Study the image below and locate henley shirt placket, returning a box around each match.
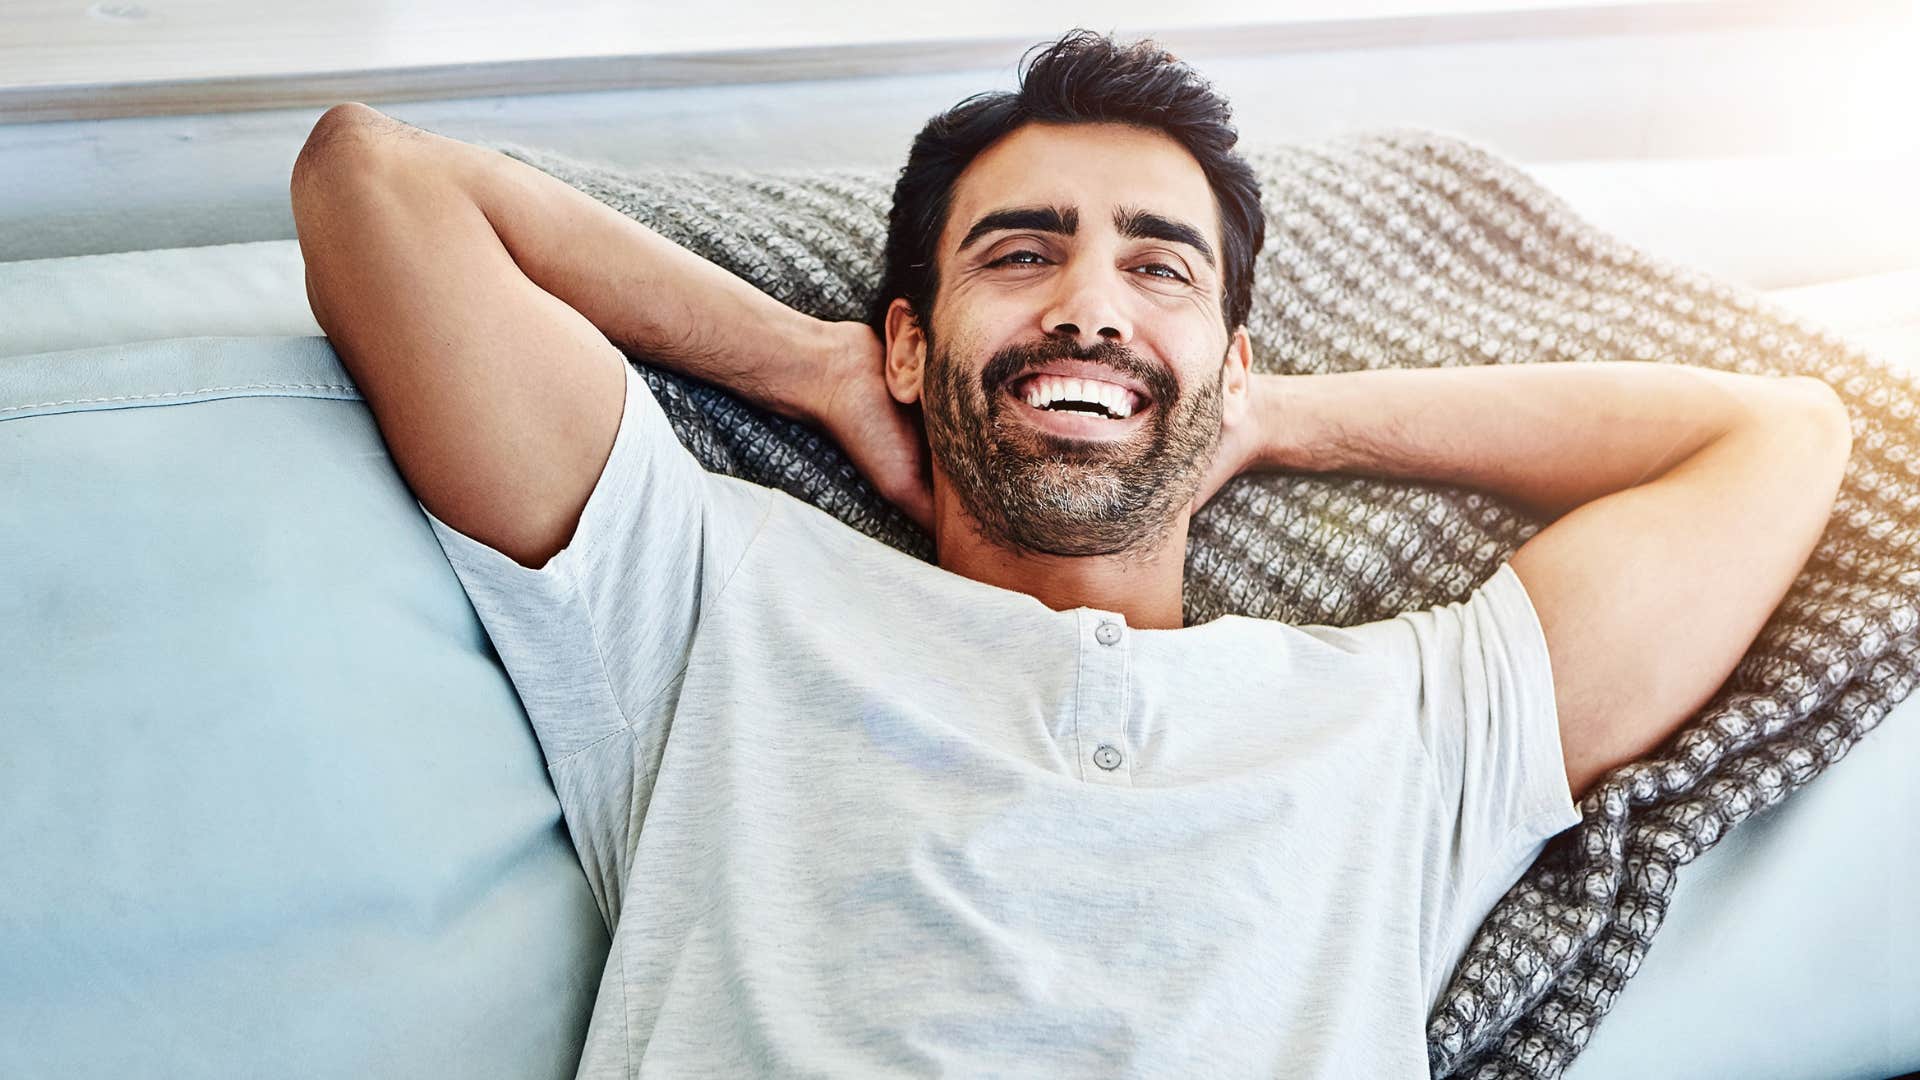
[1074,607,1135,787]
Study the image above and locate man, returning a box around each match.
[290,30,1851,1078]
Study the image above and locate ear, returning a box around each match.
[883,297,928,406]
[1220,326,1253,429]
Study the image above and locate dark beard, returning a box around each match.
[920,328,1224,558]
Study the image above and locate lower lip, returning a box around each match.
[1003,385,1152,439]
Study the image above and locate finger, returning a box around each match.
[904,480,935,533]
[889,411,937,532]
[854,445,934,534]
[883,459,936,533]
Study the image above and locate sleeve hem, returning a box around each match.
[1493,560,1584,832]
[414,358,649,581]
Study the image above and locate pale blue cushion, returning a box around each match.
[0,335,607,1079]
[1563,700,1920,1078]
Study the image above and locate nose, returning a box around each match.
[1038,258,1133,350]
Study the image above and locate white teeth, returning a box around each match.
[1021,374,1136,418]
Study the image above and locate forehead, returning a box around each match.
[941,121,1220,254]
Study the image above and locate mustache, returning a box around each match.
[980,337,1178,406]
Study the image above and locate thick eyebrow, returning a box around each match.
[1113,206,1216,270]
[955,204,1079,255]
[953,202,1217,271]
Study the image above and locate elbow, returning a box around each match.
[1783,376,1854,509]
[1741,374,1854,465]
[1803,380,1856,493]
[291,103,395,204]
[300,104,387,158]
[1784,375,1854,446]
[291,104,401,333]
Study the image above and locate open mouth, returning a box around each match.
[1003,373,1153,433]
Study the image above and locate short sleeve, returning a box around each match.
[416,358,771,785]
[1401,561,1582,855]
[1392,561,1584,1001]
[416,360,772,924]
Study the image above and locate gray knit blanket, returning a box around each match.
[480,130,1919,1078]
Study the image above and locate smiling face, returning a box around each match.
[884,120,1252,559]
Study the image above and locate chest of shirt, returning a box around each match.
[616,620,1439,1076]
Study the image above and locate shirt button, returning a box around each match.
[1093,745,1123,771]
[1094,621,1123,646]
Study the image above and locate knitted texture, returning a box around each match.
[480,130,1920,1078]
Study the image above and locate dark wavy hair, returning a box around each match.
[868,29,1265,340]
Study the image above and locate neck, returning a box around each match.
[934,509,1190,630]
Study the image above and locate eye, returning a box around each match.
[1136,262,1189,283]
[987,249,1049,268]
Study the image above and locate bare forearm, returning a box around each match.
[1256,360,1838,520]
[336,108,837,421]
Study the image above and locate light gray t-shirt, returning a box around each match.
[419,359,1583,1079]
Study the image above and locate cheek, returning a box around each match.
[951,276,1055,337]
[925,345,980,413]
[1167,359,1227,416]
[1177,290,1220,325]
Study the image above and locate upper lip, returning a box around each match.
[1005,360,1154,409]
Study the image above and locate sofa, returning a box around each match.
[2,148,1916,1077]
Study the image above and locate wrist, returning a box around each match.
[789,317,870,428]
[1248,372,1310,473]
[751,313,843,426]
[1251,368,1344,470]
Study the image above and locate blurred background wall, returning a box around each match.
[0,0,1914,262]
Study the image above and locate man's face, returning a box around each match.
[888,120,1240,559]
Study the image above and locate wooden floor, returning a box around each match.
[1,0,1902,122]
